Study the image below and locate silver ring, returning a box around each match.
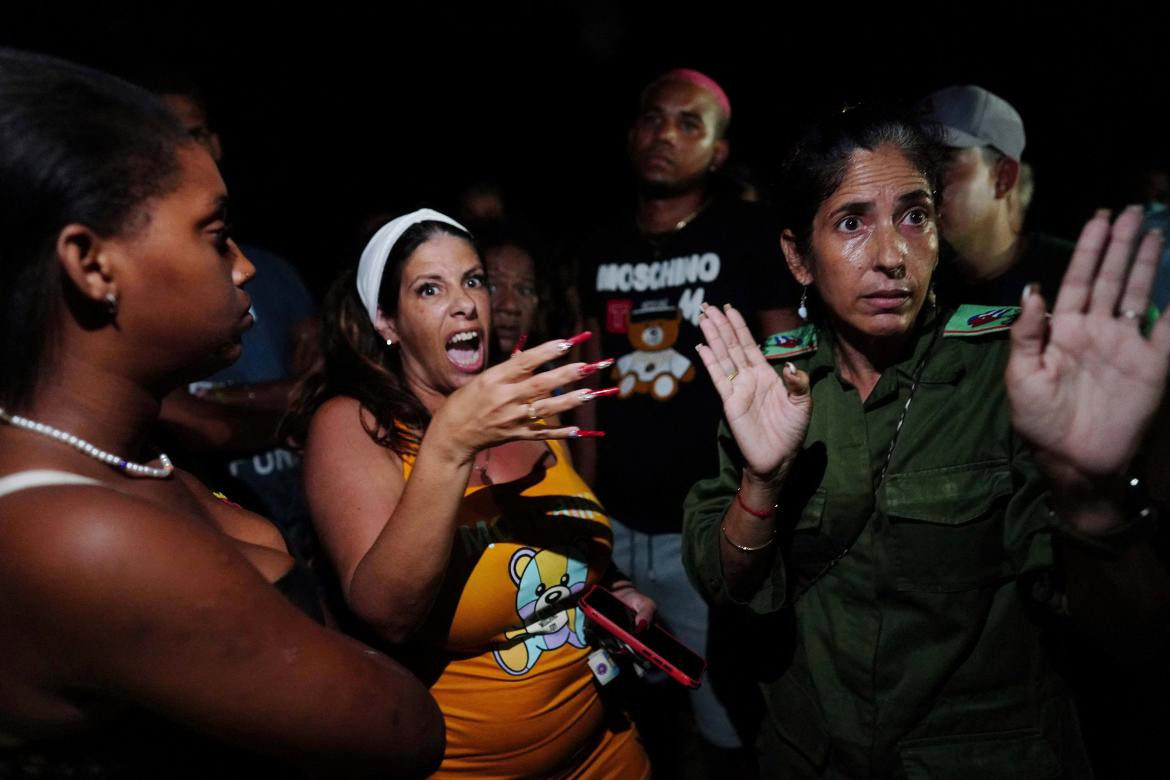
[526,402,539,421]
[1122,309,1140,320]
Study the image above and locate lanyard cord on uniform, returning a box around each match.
[794,324,941,598]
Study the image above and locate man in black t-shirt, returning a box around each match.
[575,69,797,757]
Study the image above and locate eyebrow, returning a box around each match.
[408,267,484,286]
[828,189,933,219]
[898,189,933,207]
[197,195,229,227]
[828,200,874,219]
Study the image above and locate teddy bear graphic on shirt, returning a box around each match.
[492,545,589,675]
[612,300,695,401]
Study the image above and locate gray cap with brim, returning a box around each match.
[922,84,1026,160]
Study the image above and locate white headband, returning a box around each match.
[356,208,469,324]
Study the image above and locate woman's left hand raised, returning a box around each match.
[1007,206,1170,529]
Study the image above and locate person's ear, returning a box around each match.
[994,157,1020,199]
[56,224,117,305]
[710,138,730,172]
[207,131,223,164]
[781,229,814,286]
[374,308,399,345]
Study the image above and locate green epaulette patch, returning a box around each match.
[761,324,818,360]
[943,304,1021,337]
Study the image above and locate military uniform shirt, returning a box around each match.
[682,308,1090,778]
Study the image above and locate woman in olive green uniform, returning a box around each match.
[682,109,1170,777]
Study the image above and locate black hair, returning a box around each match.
[130,67,209,106]
[287,220,477,456]
[780,105,947,261]
[0,48,191,410]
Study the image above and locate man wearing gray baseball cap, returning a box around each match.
[922,84,1073,306]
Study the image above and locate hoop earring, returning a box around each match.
[797,286,808,320]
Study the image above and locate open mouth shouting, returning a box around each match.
[446,328,485,373]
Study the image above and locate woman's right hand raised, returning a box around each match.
[696,304,812,483]
[429,332,607,458]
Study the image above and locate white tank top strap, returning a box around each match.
[0,469,104,499]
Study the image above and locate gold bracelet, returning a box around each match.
[721,521,776,552]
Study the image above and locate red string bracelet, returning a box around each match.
[736,487,778,519]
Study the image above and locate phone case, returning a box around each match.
[578,584,706,688]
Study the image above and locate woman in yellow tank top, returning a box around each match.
[289,209,652,778]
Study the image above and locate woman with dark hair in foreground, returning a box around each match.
[289,209,652,777]
[0,50,442,777]
[684,108,1170,776]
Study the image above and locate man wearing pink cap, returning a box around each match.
[574,68,798,768]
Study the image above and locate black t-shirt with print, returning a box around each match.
[576,199,797,533]
[934,231,1074,308]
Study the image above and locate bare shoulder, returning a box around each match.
[309,395,380,439]
[0,485,267,622]
[0,484,446,773]
[301,397,407,587]
[173,468,286,552]
[0,484,272,682]
[305,396,401,469]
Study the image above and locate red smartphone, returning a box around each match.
[578,584,707,689]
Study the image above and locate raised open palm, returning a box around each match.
[1008,207,1170,490]
[695,303,812,481]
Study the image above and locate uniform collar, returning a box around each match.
[809,307,962,402]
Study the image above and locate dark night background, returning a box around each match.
[5,2,1169,295]
[5,5,1170,774]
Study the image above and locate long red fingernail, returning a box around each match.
[579,387,619,401]
[511,333,528,356]
[578,358,615,376]
[558,330,593,351]
[570,429,606,438]
[635,618,648,632]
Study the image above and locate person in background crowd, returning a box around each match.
[477,223,553,360]
[923,84,1074,306]
[0,48,442,777]
[574,67,799,772]
[456,180,509,224]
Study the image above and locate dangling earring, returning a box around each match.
[797,286,809,320]
[104,291,118,318]
[927,280,937,314]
